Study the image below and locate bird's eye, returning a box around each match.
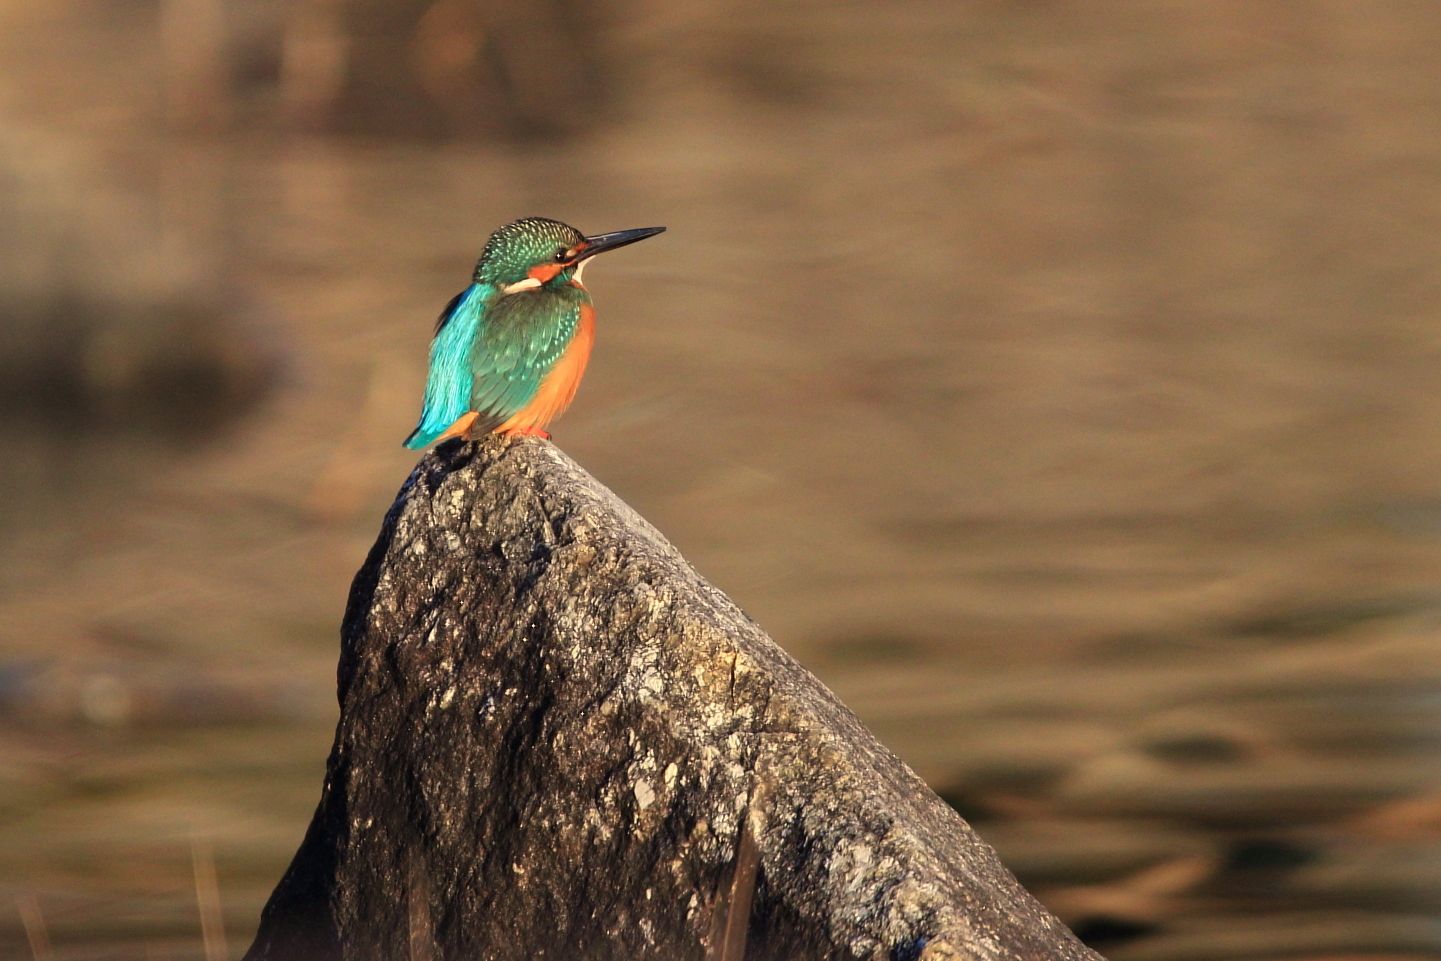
[554,247,570,263]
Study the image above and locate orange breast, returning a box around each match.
[496,303,596,436]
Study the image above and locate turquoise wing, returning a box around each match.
[464,290,581,433]
[404,285,487,448]
[404,285,581,448]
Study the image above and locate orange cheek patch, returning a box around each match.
[527,263,565,284]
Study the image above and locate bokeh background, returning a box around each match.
[3,1,1441,958]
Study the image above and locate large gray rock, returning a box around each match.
[245,438,1102,961]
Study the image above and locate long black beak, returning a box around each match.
[578,225,666,260]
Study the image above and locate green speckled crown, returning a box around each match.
[473,217,585,285]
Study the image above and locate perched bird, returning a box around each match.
[404,216,665,448]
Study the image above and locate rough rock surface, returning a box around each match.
[245,438,1103,961]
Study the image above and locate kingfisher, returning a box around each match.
[404,216,665,448]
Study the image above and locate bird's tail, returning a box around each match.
[402,425,436,449]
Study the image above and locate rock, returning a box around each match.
[245,438,1101,961]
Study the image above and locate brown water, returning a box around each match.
[2,1,1440,958]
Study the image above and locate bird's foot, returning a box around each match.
[501,427,552,440]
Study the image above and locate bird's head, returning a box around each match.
[473,217,665,294]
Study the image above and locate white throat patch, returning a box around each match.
[500,277,544,296]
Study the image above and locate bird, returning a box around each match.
[404,216,665,448]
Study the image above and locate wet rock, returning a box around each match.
[245,438,1101,961]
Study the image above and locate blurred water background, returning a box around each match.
[2,1,1440,958]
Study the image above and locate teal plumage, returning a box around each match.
[404,217,665,448]
[403,281,585,448]
[405,284,488,449]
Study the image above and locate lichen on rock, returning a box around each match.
[244,438,1101,961]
